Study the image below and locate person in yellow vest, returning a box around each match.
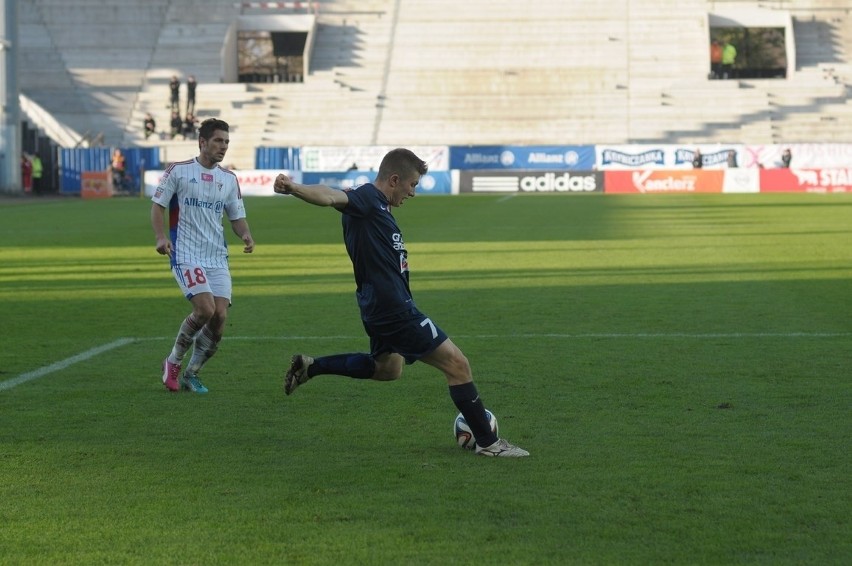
[30,153,43,194]
[721,40,737,79]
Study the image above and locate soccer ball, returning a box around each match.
[454,410,498,450]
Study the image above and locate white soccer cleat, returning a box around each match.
[475,438,530,457]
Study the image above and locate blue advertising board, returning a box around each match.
[450,145,596,170]
[301,171,452,195]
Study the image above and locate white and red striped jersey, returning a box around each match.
[152,158,246,268]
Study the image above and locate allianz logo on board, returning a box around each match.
[463,153,502,165]
[463,150,579,167]
[462,151,517,166]
[419,175,437,192]
[526,151,580,166]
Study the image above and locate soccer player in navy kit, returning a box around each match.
[273,148,528,457]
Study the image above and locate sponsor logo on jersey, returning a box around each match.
[183,197,223,211]
[392,232,405,252]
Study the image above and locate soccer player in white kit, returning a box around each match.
[150,118,255,393]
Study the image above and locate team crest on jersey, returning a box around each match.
[399,252,409,273]
[217,182,223,191]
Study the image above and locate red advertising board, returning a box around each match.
[81,171,113,199]
[604,170,725,194]
[760,168,852,193]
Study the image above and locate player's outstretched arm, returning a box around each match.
[273,174,349,208]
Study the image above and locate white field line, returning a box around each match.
[0,338,135,392]
[1,332,848,392]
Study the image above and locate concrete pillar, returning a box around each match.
[0,0,21,194]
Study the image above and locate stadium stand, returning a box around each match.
[16,0,852,169]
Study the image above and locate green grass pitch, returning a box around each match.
[1,193,850,565]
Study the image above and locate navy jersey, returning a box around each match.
[341,183,414,322]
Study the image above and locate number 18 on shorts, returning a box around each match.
[173,264,233,301]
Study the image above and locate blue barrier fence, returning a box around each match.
[60,147,161,194]
[255,146,300,170]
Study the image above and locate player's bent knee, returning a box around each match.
[191,300,216,322]
[193,307,215,324]
[445,350,471,377]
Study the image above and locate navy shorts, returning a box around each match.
[363,307,448,364]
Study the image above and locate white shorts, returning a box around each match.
[172,264,232,302]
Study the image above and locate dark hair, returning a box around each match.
[376,148,428,182]
[198,118,229,141]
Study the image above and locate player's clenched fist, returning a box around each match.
[274,174,295,194]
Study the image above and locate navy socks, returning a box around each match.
[449,381,498,447]
[309,353,376,379]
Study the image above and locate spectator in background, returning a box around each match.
[111,148,127,191]
[347,162,358,171]
[183,113,198,139]
[721,40,737,79]
[692,149,703,169]
[710,40,722,79]
[169,75,180,111]
[21,154,32,193]
[781,148,792,168]
[186,75,197,115]
[170,111,182,139]
[144,113,157,140]
[726,150,738,168]
[30,153,44,194]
